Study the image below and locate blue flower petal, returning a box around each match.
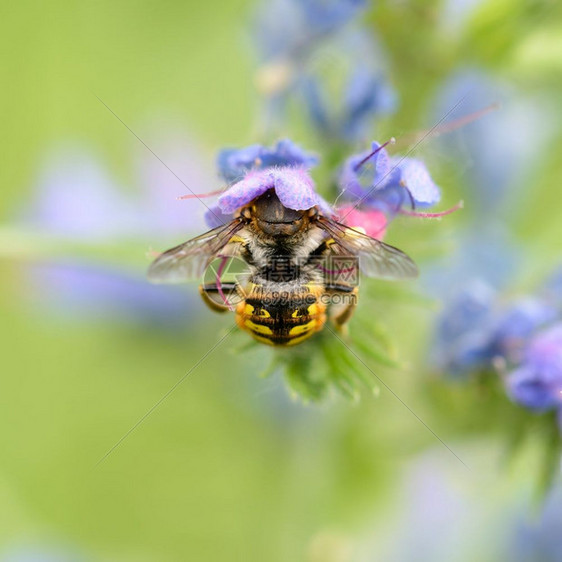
[218,170,272,213]
[217,139,318,184]
[507,365,560,411]
[204,205,233,228]
[218,167,332,215]
[431,279,498,375]
[300,75,331,135]
[393,157,441,208]
[300,0,367,35]
[338,141,392,199]
[341,67,397,140]
[493,297,557,355]
[217,145,264,184]
[273,167,321,211]
[506,323,562,411]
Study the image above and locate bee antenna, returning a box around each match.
[354,137,396,172]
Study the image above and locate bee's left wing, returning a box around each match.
[316,217,418,280]
[148,219,246,284]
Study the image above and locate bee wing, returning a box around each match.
[147,220,246,284]
[316,217,418,280]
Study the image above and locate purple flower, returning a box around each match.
[217,167,333,216]
[217,139,318,184]
[506,324,562,412]
[338,141,441,217]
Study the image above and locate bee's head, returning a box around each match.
[245,189,309,237]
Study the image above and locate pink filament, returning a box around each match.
[399,200,464,218]
[177,187,226,200]
[215,256,234,311]
[394,103,500,148]
[316,264,356,276]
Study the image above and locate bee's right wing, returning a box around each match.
[147,220,246,284]
[316,217,419,281]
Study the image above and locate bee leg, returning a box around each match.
[326,286,358,336]
[199,282,239,313]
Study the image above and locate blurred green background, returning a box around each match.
[2,1,562,560]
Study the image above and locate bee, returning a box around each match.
[148,189,418,346]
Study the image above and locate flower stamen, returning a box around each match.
[216,256,235,311]
[399,200,464,218]
[177,188,226,200]
[353,137,396,172]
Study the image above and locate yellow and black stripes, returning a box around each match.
[235,284,326,346]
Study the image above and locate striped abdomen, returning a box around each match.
[235,284,326,346]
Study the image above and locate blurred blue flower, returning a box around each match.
[24,146,141,241]
[253,0,396,142]
[24,140,211,242]
[431,279,498,375]
[492,297,558,362]
[422,225,519,299]
[217,139,318,184]
[506,323,562,413]
[506,488,562,562]
[360,450,501,562]
[254,0,367,62]
[432,280,557,376]
[300,0,368,36]
[26,261,198,329]
[432,69,554,217]
[338,140,441,217]
[340,65,397,139]
[18,136,212,327]
[300,37,397,142]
